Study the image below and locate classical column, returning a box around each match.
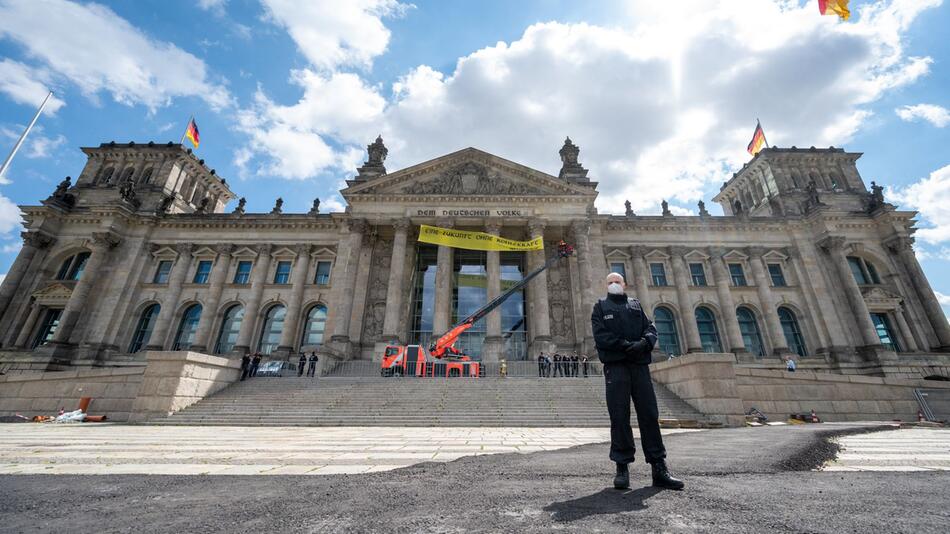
[330,219,367,352]
[527,220,553,355]
[0,231,53,320]
[571,220,596,350]
[233,244,272,354]
[818,236,881,348]
[628,246,652,314]
[189,244,233,353]
[381,219,412,344]
[479,222,504,362]
[51,231,121,346]
[893,304,919,352]
[887,237,950,350]
[792,238,848,353]
[708,248,747,355]
[431,219,454,337]
[145,243,193,351]
[747,248,790,356]
[670,247,703,352]
[13,302,42,349]
[277,244,313,356]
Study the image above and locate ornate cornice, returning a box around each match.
[21,231,54,250]
[90,231,121,250]
[817,235,846,252]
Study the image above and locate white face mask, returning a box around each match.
[607,282,624,295]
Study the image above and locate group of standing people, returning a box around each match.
[240,352,263,381]
[537,351,589,377]
[298,352,320,377]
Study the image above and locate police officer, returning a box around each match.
[591,272,684,491]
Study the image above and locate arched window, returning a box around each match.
[778,307,807,357]
[139,167,154,184]
[257,304,286,355]
[129,303,160,353]
[846,256,881,285]
[56,252,91,281]
[97,167,115,184]
[654,306,681,357]
[121,167,134,182]
[214,305,244,354]
[172,304,202,350]
[736,306,765,357]
[695,306,722,353]
[300,305,328,347]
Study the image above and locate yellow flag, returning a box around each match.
[418,225,544,252]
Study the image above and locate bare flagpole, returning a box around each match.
[0,90,53,182]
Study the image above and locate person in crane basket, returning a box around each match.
[592,272,684,491]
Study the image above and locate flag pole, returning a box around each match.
[0,91,53,182]
[180,115,194,145]
[757,117,770,148]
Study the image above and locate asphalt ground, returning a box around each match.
[1,424,948,533]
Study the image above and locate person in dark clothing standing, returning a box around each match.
[582,354,590,377]
[307,352,319,377]
[250,352,262,377]
[592,272,684,491]
[240,353,251,381]
[537,352,545,377]
[571,352,580,377]
[553,354,562,377]
[298,352,307,377]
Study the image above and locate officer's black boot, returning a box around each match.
[613,463,630,490]
[651,460,684,490]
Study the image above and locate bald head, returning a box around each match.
[605,272,626,291]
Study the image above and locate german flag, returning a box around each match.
[818,0,850,21]
[185,118,200,149]
[747,121,767,156]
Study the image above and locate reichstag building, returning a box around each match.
[1,135,948,374]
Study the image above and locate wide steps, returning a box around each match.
[155,377,707,427]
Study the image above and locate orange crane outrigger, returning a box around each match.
[381,241,575,377]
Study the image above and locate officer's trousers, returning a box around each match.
[604,362,666,465]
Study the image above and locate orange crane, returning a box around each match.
[381,241,575,377]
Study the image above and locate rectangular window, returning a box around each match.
[32,308,62,349]
[314,261,332,285]
[193,260,213,284]
[650,263,667,286]
[729,264,747,286]
[609,262,627,282]
[233,261,252,284]
[689,263,707,286]
[274,261,292,284]
[768,263,786,287]
[847,257,869,285]
[870,313,902,352]
[153,260,172,284]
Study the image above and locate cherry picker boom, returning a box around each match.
[380,241,575,377]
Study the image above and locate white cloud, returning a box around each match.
[936,291,950,306]
[895,104,950,127]
[235,71,385,180]
[889,164,950,245]
[0,194,23,237]
[0,0,231,112]
[0,59,65,114]
[322,196,346,213]
[198,0,227,15]
[238,0,942,215]
[259,0,412,70]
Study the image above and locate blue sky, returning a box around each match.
[0,0,949,317]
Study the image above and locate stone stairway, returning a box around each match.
[153,376,709,427]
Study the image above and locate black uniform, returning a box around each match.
[307,353,319,377]
[240,354,251,381]
[298,354,307,376]
[591,293,666,466]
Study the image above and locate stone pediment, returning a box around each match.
[342,148,596,199]
[861,286,902,309]
[32,283,73,304]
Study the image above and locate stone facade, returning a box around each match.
[0,138,948,379]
